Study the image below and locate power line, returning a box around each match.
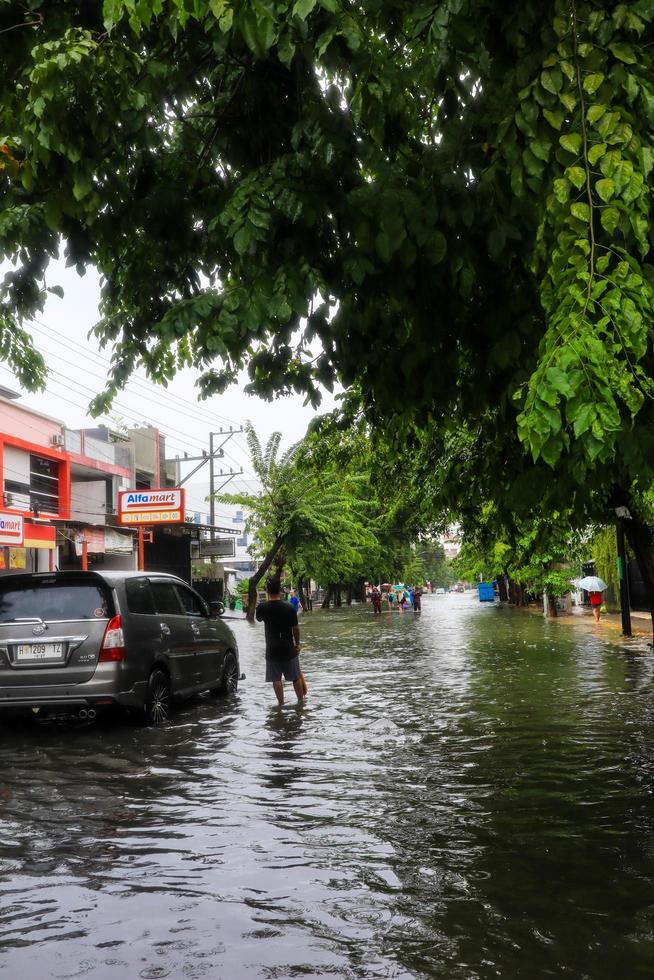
[24,333,260,484]
[29,317,244,428]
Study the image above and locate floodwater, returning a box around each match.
[1,595,654,979]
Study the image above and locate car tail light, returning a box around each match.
[99,615,125,662]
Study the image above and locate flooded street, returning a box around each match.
[2,593,654,978]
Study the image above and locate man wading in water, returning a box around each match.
[256,576,307,706]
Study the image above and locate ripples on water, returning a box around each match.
[1,595,654,978]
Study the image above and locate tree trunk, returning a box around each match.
[274,551,285,581]
[322,584,334,609]
[346,583,353,606]
[611,486,654,638]
[297,575,308,612]
[497,573,508,602]
[545,590,558,617]
[246,535,284,622]
[335,586,342,607]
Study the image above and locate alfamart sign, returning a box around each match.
[0,512,23,546]
[118,489,185,526]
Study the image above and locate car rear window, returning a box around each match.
[0,581,113,623]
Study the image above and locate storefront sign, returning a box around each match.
[74,528,106,556]
[199,538,236,558]
[0,512,24,546]
[118,488,185,526]
[23,522,56,550]
[105,528,134,554]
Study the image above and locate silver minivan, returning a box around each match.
[0,570,239,724]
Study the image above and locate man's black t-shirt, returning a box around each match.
[255,599,298,661]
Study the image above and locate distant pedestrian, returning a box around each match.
[589,590,603,623]
[413,587,422,613]
[289,590,300,613]
[256,576,306,706]
[371,586,382,615]
[387,590,395,610]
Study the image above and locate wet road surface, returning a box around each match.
[1,594,654,978]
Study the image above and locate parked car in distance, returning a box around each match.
[0,570,240,724]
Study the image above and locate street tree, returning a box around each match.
[216,420,379,619]
[5,3,654,603]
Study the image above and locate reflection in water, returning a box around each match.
[1,595,654,978]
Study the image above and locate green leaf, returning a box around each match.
[609,42,638,64]
[573,403,596,438]
[597,111,619,139]
[541,68,563,94]
[430,230,447,264]
[531,139,551,162]
[570,202,590,222]
[587,142,606,165]
[565,166,586,190]
[601,207,620,233]
[553,15,569,37]
[375,231,391,262]
[640,145,654,177]
[543,108,564,130]
[583,73,605,95]
[586,104,606,125]
[600,149,621,178]
[47,285,64,299]
[553,178,570,203]
[233,225,251,255]
[622,171,644,204]
[72,174,92,200]
[560,133,582,155]
[293,0,318,17]
[546,366,573,396]
[560,92,577,112]
[595,177,615,202]
[488,225,506,258]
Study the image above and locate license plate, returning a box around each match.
[15,643,64,661]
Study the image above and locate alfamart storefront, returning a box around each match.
[0,512,55,574]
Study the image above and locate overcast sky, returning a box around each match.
[1,258,337,522]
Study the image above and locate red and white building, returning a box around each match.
[0,387,178,575]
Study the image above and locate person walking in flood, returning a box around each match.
[256,576,306,705]
[589,590,603,623]
[413,586,422,613]
[371,585,382,615]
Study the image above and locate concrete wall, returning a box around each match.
[0,398,62,447]
[70,480,108,524]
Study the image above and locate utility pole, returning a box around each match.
[172,427,244,540]
[617,520,632,637]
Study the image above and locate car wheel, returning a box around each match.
[145,668,171,725]
[211,651,238,696]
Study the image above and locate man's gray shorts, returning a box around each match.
[265,656,301,683]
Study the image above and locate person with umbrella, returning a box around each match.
[575,576,607,624]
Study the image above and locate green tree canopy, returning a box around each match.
[5,1,654,604]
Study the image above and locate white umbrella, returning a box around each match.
[574,576,607,592]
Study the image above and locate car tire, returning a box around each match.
[211,651,238,696]
[144,668,171,725]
